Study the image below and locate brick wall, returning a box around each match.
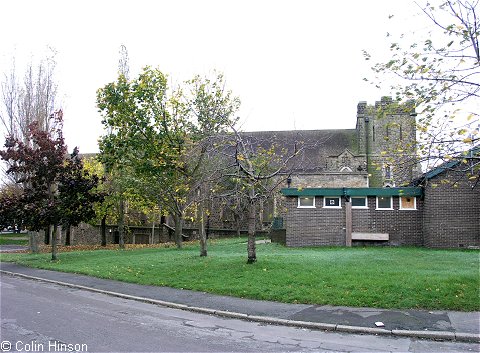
[285,195,423,247]
[352,197,423,246]
[423,168,480,248]
[285,196,346,247]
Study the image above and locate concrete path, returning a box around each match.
[1,262,478,343]
[0,245,28,252]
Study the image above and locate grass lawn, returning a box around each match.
[0,232,28,245]
[1,238,478,311]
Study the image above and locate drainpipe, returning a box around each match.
[365,117,370,177]
[344,187,352,247]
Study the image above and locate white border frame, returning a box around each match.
[351,196,368,209]
[323,196,342,209]
[399,196,417,210]
[298,196,315,208]
[376,196,393,210]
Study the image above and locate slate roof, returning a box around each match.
[237,129,359,172]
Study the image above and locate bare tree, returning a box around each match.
[1,50,58,142]
[222,128,307,263]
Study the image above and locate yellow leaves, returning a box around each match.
[462,137,473,144]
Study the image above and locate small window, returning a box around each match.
[385,165,392,180]
[298,196,315,208]
[351,197,367,208]
[376,196,393,210]
[400,196,416,210]
[324,197,341,208]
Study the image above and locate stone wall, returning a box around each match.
[289,173,368,188]
[356,97,418,187]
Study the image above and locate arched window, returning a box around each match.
[384,164,392,179]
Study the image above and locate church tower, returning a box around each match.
[356,97,418,187]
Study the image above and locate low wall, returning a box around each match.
[28,223,270,246]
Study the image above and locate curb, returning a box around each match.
[1,270,479,344]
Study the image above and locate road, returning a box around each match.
[0,275,478,352]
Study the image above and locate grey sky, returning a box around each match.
[0,0,421,153]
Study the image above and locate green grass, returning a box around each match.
[1,238,479,311]
[0,232,28,245]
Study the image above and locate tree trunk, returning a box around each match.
[51,225,58,261]
[29,231,39,254]
[160,215,166,242]
[101,216,107,246]
[173,213,183,249]
[198,197,207,257]
[65,224,71,246]
[44,226,50,245]
[234,213,241,237]
[118,197,125,249]
[247,199,257,264]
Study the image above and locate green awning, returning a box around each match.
[281,187,423,197]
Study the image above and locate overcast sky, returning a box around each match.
[0,0,424,153]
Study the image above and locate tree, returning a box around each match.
[225,129,303,263]
[57,148,104,245]
[364,0,479,185]
[97,68,240,253]
[0,184,23,231]
[1,50,58,142]
[0,111,101,259]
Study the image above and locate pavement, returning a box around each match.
[0,262,479,343]
[0,245,28,252]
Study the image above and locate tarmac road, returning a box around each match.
[1,275,478,353]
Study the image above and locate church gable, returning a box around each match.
[326,149,365,173]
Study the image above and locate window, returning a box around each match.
[298,196,315,208]
[400,196,416,210]
[384,164,392,180]
[351,197,368,208]
[324,197,341,208]
[376,196,393,210]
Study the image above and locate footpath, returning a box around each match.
[0,262,479,343]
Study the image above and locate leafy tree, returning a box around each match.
[364,0,479,185]
[57,147,104,245]
[97,68,240,253]
[0,184,23,231]
[0,111,101,259]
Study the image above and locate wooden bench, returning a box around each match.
[351,232,389,241]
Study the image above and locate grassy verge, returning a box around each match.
[1,238,478,311]
[0,232,28,245]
